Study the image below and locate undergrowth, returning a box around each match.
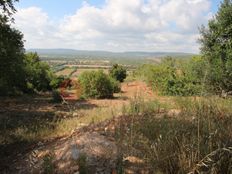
[115,97,232,173]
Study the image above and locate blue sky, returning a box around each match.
[14,0,223,53]
[16,0,105,19]
[16,0,221,19]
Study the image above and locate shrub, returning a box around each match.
[79,70,116,99]
[49,76,65,89]
[109,64,127,82]
[136,57,206,96]
[52,90,63,103]
[24,53,56,92]
[110,77,121,93]
[199,0,232,93]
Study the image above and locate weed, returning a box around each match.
[42,152,55,174]
[51,90,62,103]
[78,153,88,174]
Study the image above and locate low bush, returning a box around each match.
[136,56,207,96]
[79,70,118,99]
[110,77,121,93]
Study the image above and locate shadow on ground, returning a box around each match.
[0,94,98,172]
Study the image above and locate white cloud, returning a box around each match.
[13,0,213,53]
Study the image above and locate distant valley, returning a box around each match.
[27,48,196,59]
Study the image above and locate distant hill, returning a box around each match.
[27,49,195,59]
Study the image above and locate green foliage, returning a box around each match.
[0,1,57,95]
[136,57,206,96]
[0,0,18,23]
[42,152,55,174]
[109,64,127,82]
[0,18,26,95]
[0,0,26,95]
[23,53,56,92]
[49,76,65,89]
[110,77,121,93]
[199,0,232,93]
[79,70,116,99]
[52,90,63,103]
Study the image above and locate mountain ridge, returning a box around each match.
[27,48,196,59]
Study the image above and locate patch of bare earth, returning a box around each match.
[1,81,166,173]
[11,117,148,174]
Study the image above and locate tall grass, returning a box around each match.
[115,97,232,173]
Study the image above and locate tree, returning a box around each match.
[0,0,18,23]
[24,53,56,92]
[199,0,232,93]
[109,64,127,82]
[0,1,56,95]
[0,21,26,95]
[0,0,27,95]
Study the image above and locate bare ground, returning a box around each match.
[0,81,166,173]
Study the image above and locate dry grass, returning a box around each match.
[115,96,232,174]
[0,81,152,169]
[1,80,231,173]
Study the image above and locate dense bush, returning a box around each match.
[79,70,118,99]
[136,56,207,96]
[199,0,232,93]
[109,64,127,82]
[50,76,66,89]
[23,53,57,92]
[0,16,26,95]
[0,1,58,96]
[110,77,121,93]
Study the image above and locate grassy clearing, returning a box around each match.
[115,96,232,173]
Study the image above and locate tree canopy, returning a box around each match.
[0,0,26,95]
[109,64,127,82]
[0,0,18,23]
[0,0,57,95]
[199,0,232,93]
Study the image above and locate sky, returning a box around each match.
[13,0,222,53]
